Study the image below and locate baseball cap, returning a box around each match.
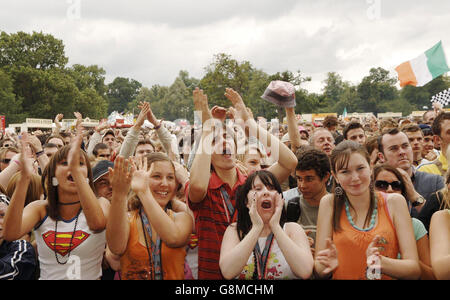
[92,160,114,182]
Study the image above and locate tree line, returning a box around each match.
[1,31,449,125]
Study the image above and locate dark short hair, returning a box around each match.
[235,170,286,241]
[377,127,401,154]
[323,115,338,129]
[373,164,406,197]
[93,143,109,156]
[343,122,364,139]
[296,149,330,180]
[432,112,450,137]
[422,127,433,137]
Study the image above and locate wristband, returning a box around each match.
[154,122,162,130]
[13,160,21,167]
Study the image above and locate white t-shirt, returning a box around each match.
[238,229,299,280]
[34,211,106,280]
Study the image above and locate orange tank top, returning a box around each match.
[332,192,399,280]
[120,210,186,280]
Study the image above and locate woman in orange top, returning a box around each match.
[106,153,193,280]
[314,141,420,280]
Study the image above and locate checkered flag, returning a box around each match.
[431,88,450,106]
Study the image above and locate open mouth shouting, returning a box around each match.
[260,199,273,210]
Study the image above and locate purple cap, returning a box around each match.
[261,81,296,108]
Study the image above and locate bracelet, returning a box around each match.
[36,150,44,157]
[154,122,162,130]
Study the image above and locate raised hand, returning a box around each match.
[269,192,283,230]
[109,156,134,200]
[54,113,63,129]
[18,133,35,178]
[224,88,250,122]
[130,156,151,194]
[74,112,83,130]
[67,117,84,173]
[95,121,111,133]
[316,238,338,275]
[136,101,151,127]
[27,134,44,155]
[193,87,212,125]
[249,191,264,230]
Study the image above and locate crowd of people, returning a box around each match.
[0,84,449,280]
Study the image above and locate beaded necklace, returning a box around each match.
[54,208,82,264]
[344,198,378,232]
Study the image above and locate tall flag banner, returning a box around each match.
[395,41,450,87]
[430,88,450,106]
[342,107,347,118]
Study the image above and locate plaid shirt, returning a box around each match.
[187,168,247,280]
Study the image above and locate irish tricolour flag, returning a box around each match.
[395,41,450,87]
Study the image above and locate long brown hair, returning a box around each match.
[127,152,175,212]
[330,140,376,232]
[41,145,94,220]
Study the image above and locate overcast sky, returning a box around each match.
[1,0,449,93]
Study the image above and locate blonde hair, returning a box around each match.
[439,147,450,210]
[6,172,43,206]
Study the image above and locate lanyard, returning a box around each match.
[254,233,274,279]
[220,186,235,224]
[140,208,163,280]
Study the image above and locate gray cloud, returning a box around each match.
[1,0,449,94]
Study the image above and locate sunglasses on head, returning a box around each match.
[374,180,403,192]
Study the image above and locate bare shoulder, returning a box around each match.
[26,199,48,211]
[319,193,334,208]
[285,222,306,236]
[285,221,304,232]
[431,210,450,226]
[385,193,408,211]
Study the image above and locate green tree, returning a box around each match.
[128,85,169,119]
[356,67,398,114]
[106,77,142,113]
[321,72,346,108]
[67,64,108,97]
[0,69,23,124]
[0,31,68,70]
[200,53,253,107]
[76,88,108,120]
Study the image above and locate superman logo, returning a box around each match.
[42,230,90,256]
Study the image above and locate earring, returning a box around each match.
[52,177,59,187]
[334,184,344,196]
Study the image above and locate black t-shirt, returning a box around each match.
[417,190,443,231]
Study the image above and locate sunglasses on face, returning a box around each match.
[0,159,11,164]
[374,180,403,192]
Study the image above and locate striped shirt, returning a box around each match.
[187,168,247,280]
